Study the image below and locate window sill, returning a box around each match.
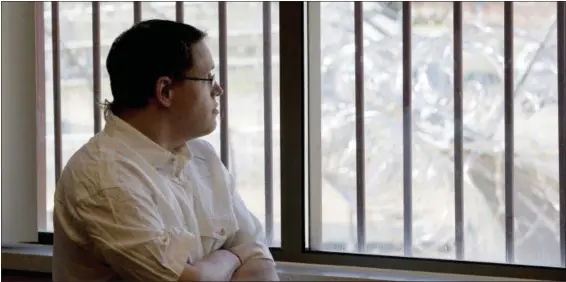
[1,244,546,281]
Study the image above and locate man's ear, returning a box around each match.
[155,76,173,107]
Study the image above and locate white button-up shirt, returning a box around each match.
[52,113,273,281]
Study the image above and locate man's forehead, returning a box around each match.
[190,40,214,73]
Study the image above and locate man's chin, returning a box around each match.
[185,120,217,141]
[201,120,218,136]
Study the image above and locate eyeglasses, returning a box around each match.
[182,74,216,86]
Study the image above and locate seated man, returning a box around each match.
[52,19,279,281]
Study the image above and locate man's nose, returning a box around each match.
[213,81,224,96]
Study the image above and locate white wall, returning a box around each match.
[1,2,40,244]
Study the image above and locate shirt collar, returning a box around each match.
[103,112,192,176]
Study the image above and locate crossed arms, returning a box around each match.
[179,249,278,281]
[175,188,280,281]
[74,185,279,281]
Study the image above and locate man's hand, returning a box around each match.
[231,258,279,281]
[191,249,241,281]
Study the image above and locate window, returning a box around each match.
[34,1,565,280]
[312,1,563,267]
[40,1,281,247]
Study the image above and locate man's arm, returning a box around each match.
[221,181,279,281]
[177,250,240,281]
[75,186,199,281]
[189,249,241,281]
[200,140,278,281]
[78,188,241,282]
[231,258,279,281]
[177,264,201,281]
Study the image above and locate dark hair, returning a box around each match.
[104,19,207,115]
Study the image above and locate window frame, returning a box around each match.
[35,2,565,281]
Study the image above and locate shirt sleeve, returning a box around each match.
[75,186,197,281]
[222,175,274,264]
[196,138,273,264]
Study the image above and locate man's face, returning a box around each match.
[168,40,223,140]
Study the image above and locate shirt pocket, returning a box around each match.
[198,214,239,253]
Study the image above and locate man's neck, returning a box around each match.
[117,110,184,153]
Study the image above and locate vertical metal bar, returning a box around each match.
[503,1,515,264]
[278,1,305,258]
[92,2,101,134]
[175,1,184,23]
[51,1,62,181]
[402,1,413,257]
[262,1,274,245]
[134,1,142,24]
[35,1,47,230]
[354,1,366,253]
[453,1,464,260]
[218,2,229,168]
[557,1,566,268]
[306,2,324,251]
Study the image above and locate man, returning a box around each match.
[52,19,279,281]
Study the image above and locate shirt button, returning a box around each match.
[219,228,225,236]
